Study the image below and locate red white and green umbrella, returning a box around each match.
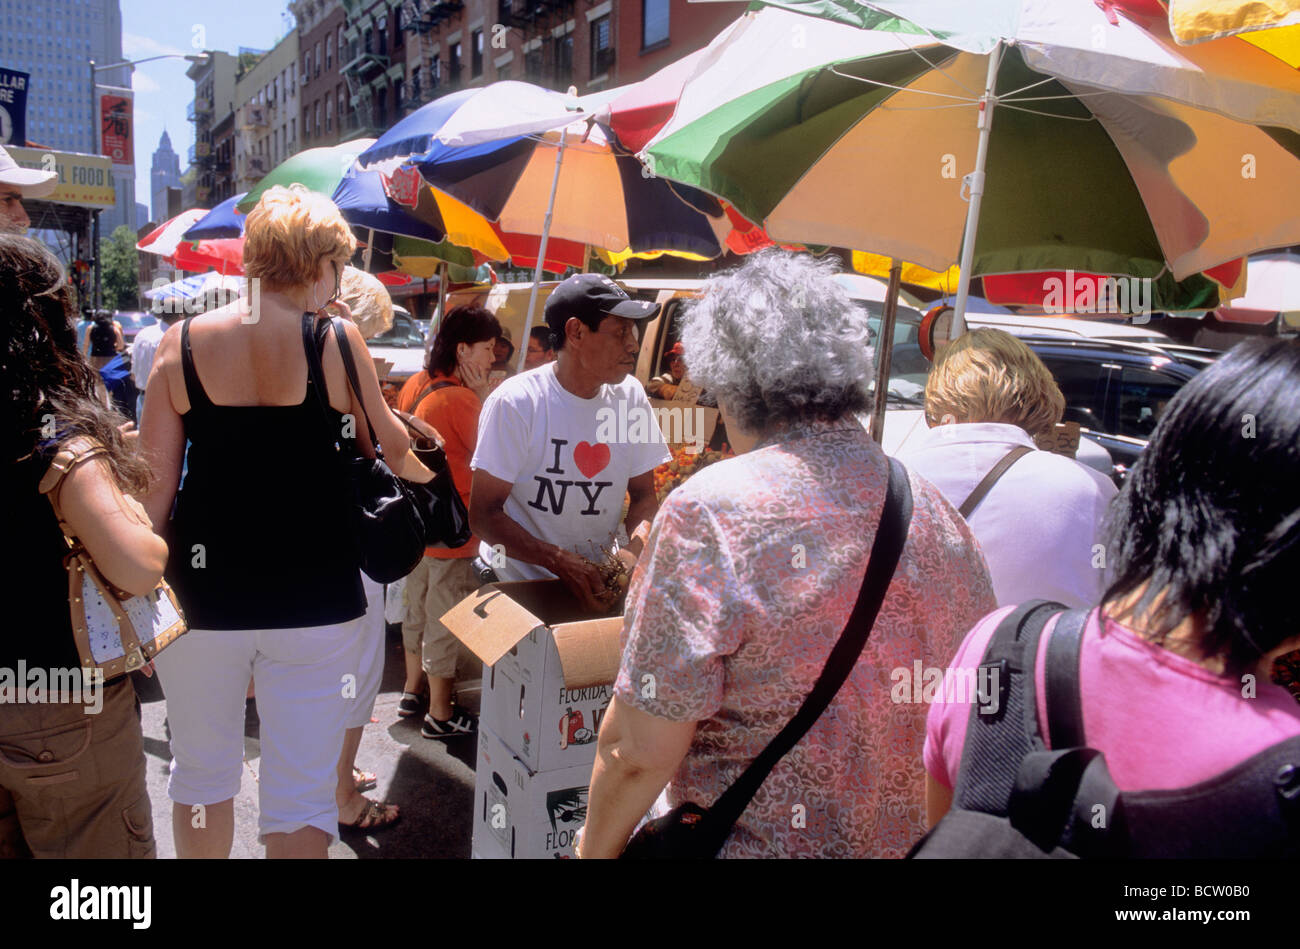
[137,209,245,275]
[643,3,1300,324]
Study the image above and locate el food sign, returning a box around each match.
[6,146,115,207]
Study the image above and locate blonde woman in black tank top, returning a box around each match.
[138,185,435,859]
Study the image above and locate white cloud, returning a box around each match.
[133,72,162,94]
[122,32,188,60]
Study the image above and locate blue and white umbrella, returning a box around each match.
[182,192,248,240]
[144,272,246,304]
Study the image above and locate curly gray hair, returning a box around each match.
[680,250,873,433]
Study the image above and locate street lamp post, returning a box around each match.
[85,52,209,312]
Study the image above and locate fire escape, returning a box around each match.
[498,0,578,92]
[341,8,395,139]
[399,0,464,113]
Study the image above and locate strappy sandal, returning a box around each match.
[339,798,400,831]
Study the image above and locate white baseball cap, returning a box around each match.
[0,144,58,198]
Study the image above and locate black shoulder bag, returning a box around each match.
[302,313,426,583]
[620,457,914,859]
[406,379,473,549]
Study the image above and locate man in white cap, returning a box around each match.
[0,144,59,233]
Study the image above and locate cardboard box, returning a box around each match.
[471,729,592,859]
[442,580,622,773]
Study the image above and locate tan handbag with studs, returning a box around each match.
[38,443,187,680]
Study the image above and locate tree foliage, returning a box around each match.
[100,224,140,311]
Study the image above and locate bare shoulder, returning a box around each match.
[153,319,185,365]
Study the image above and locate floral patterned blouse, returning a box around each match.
[615,420,996,858]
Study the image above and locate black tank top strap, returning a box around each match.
[180,317,213,413]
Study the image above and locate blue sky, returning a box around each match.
[123,0,294,212]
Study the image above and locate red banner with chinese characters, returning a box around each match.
[382,165,423,208]
[99,91,133,165]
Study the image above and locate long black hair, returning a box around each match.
[1102,338,1300,678]
[1,235,148,493]
[427,304,501,376]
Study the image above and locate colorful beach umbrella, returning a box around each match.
[643,5,1300,325]
[138,209,244,275]
[182,192,247,240]
[237,140,376,213]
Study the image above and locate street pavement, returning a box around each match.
[140,624,482,858]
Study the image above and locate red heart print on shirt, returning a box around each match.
[574,441,611,479]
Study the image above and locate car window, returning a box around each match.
[367,313,423,347]
[1116,366,1182,439]
[1038,357,1108,432]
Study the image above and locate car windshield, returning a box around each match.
[366,313,425,348]
[857,301,927,407]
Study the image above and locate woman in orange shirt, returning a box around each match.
[396,305,500,737]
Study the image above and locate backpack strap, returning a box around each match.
[957,445,1033,519]
[411,379,459,414]
[1121,735,1300,858]
[951,600,1064,816]
[1044,608,1090,749]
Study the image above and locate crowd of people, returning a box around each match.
[3,162,1299,859]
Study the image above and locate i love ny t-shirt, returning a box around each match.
[471,363,671,581]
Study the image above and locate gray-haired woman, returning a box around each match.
[580,250,997,858]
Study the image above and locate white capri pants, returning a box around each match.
[153,618,363,842]
[347,576,387,729]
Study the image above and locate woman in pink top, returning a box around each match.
[925,339,1300,843]
[579,251,996,858]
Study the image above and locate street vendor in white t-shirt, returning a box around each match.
[469,273,671,611]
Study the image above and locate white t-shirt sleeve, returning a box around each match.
[626,382,673,475]
[471,386,532,483]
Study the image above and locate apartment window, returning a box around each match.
[364,29,373,55]
[411,65,421,99]
[339,25,346,61]
[554,34,573,85]
[303,107,310,140]
[377,18,387,55]
[325,97,333,132]
[326,35,333,70]
[591,15,613,78]
[394,78,404,114]
[314,101,321,136]
[304,52,311,79]
[524,47,543,83]
[643,0,669,49]
[338,89,346,126]
[315,42,322,77]
[472,29,483,78]
[449,42,462,83]
[430,57,441,87]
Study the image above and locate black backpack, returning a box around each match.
[908,600,1300,858]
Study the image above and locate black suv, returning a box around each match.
[1021,337,1209,481]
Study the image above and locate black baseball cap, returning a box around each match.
[544,273,658,339]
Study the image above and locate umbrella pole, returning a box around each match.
[363,227,375,273]
[952,40,1003,338]
[436,261,447,334]
[869,259,903,444]
[519,128,568,375]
